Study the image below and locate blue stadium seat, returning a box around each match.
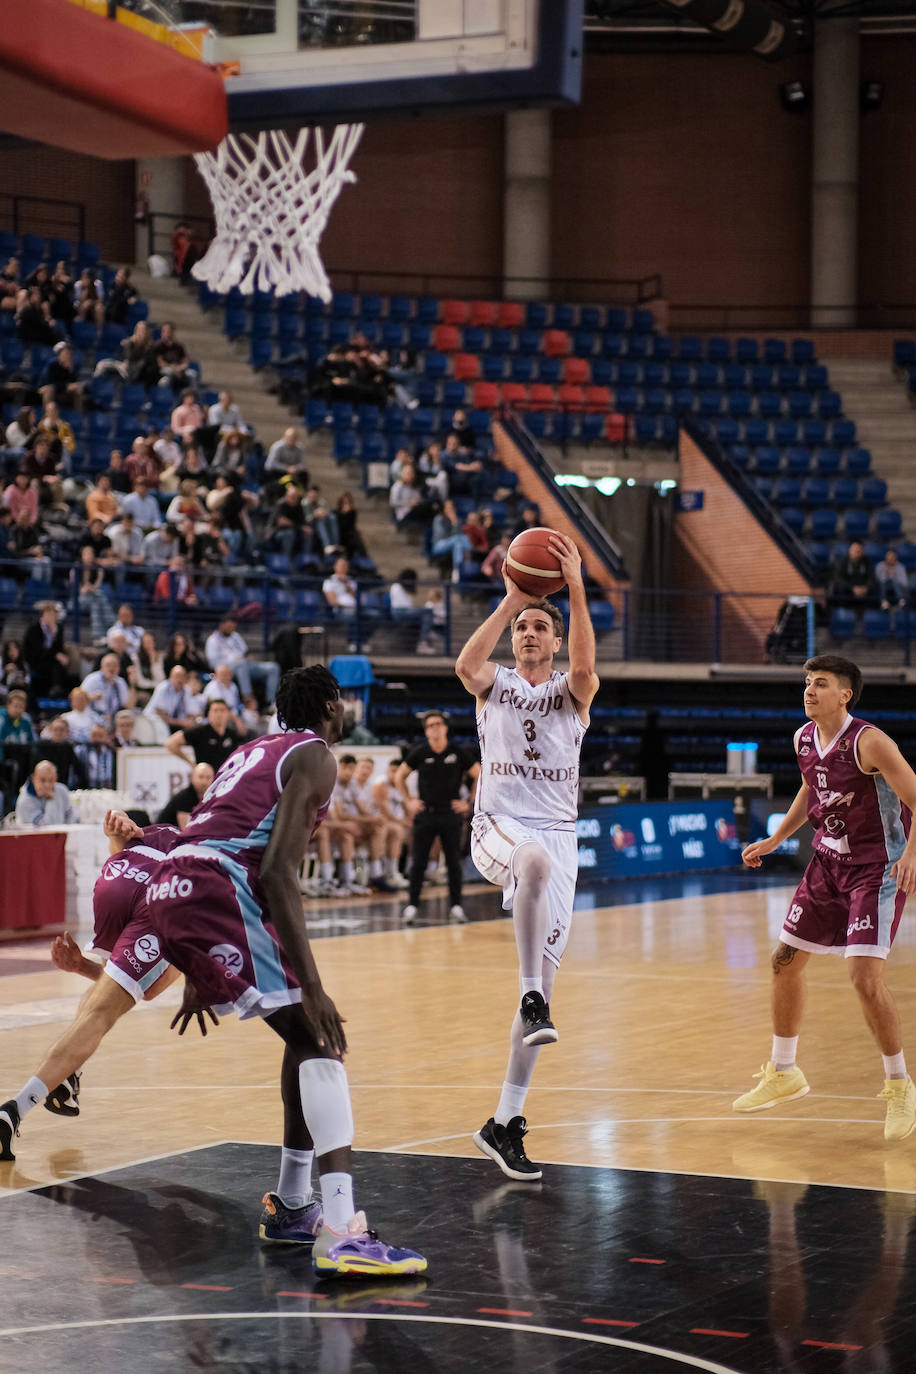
[526,301,548,329]
[805,540,831,571]
[744,418,768,446]
[750,364,773,391]
[552,303,575,329]
[785,446,812,475]
[894,609,916,641]
[723,364,747,390]
[634,414,657,445]
[707,337,730,364]
[817,391,842,419]
[481,355,505,382]
[678,336,702,362]
[659,415,678,445]
[791,338,816,364]
[422,352,446,379]
[773,419,798,447]
[249,337,273,369]
[815,447,841,476]
[861,477,888,508]
[333,430,357,462]
[729,444,751,470]
[775,478,802,507]
[601,332,624,360]
[864,609,892,641]
[644,388,669,415]
[754,447,781,474]
[615,387,639,413]
[579,305,603,331]
[408,323,431,350]
[810,508,838,539]
[489,328,512,355]
[782,507,805,535]
[537,357,562,384]
[757,391,782,420]
[631,309,655,334]
[698,390,722,416]
[802,419,827,446]
[833,419,857,446]
[524,411,547,439]
[893,340,916,369]
[224,308,246,339]
[580,412,605,443]
[804,363,829,390]
[754,477,773,501]
[359,432,385,462]
[441,379,467,407]
[777,364,801,390]
[845,447,872,476]
[572,330,597,357]
[803,477,829,506]
[650,335,673,361]
[844,509,870,539]
[788,392,813,419]
[463,326,486,353]
[832,477,858,506]
[695,363,719,389]
[897,541,916,571]
[830,608,857,641]
[381,321,406,349]
[764,338,787,364]
[876,509,903,540]
[518,329,541,355]
[736,338,759,364]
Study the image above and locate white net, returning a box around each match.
[191,123,364,300]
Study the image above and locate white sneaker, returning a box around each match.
[347,882,372,896]
[402,904,419,925]
[389,872,409,889]
[316,880,340,897]
[449,905,467,923]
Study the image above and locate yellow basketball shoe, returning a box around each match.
[732,1062,810,1112]
[878,1076,916,1142]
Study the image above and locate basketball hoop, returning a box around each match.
[191,124,364,300]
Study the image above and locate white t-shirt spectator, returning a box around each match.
[62,704,105,743]
[204,628,249,671]
[201,677,242,712]
[106,618,144,654]
[144,678,197,723]
[80,670,131,726]
[322,573,356,611]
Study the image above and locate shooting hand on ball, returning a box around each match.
[547,531,583,587]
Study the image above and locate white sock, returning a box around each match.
[321,1172,355,1232]
[341,860,355,884]
[370,859,383,878]
[520,976,543,998]
[883,1051,907,1080]
[771,1036,798,1071]
[277,1146,314,1208]
[320,861,334,882]
[15,1076,49,1118]
[494,1080,528,1127]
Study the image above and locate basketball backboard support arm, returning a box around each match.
[215,0,583,133]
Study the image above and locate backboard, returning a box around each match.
[184,0,583,132]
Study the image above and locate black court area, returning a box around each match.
[1,1145,914,1374]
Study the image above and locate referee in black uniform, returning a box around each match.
[395,710,480,926]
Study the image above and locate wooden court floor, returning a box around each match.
[3,876,916,1200]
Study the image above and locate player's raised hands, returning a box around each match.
[546,531,584,586]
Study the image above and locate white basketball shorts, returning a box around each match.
[470,812,578,968]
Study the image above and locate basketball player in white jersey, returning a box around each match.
[456,531,599,1180]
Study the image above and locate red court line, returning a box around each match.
[277,1291,327,1299]
[478,1307,534,1317]
[91,1276,136,1285]
[583,1317,641,1329]
[630,1258,666,1265]
[802,1340,863,1352]
[690,1328,749,1339]
[181,1283,233,1292]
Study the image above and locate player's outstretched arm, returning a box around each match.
[859,730,916,894]
[742,782,809,867]
[455,564,532,701]
[548,532,599,713]
[262,745,347,1057]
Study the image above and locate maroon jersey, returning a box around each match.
[796,715,910,865]
[90,824,181,957]
[178,730,331,867]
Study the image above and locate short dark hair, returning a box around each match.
[275,665,340,732]
[803,654,863,708]
[339,753,357,766]
[207,697,229,712]
[510,598,565,639]
[422,711,447,728]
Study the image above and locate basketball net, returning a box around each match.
[191,123,364,300]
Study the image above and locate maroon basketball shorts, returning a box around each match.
[781,850,906,959]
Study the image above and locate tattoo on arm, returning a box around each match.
[772,942,797,972]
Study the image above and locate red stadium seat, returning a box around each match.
[453,352,481,380]
[501,381,528,406]
[563,357,590,384]
[441,299,470,325]
[472,381,500,409]
[606,412,627,442]
[497,302,525,328]
[469,300,498,327]
[543,329,571,357]
[584,385,612,409]
[558,383,585,409]
[528,383,555,411]
[433,324,462,351]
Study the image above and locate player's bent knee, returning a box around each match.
[514,844,551,885]
[846,956,886,994]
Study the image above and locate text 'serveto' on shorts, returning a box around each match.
[144,849,301,1019]
[470,812,577,969]
[102,916,172,1003]
[781,850,906,960]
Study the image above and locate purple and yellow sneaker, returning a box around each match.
[259,1191,323,1244]
[312,1211,428,1276]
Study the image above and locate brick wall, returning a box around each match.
[0,145,135,261]
[671,431,814,660]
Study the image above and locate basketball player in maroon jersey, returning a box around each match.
[735,654,916,1140]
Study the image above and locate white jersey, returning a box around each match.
[474,665,586,827]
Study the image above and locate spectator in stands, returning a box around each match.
[166,695,242,770]
[62,686,103,743]
[389,446,411,484]
[154,553,198,606]
[40,343,82,411]
[481,531,512,583]
[446,408,476,450]
[211,429,248,479]
[387,347,420,408]
[0,256,19,312]
[23,602,71,702]
[134,630,165,700]
[153,427,185,483]
[15,759,75,827]
[431,499,473,581]
[828,539,878,611]
[0,689,35,743]
[106,604,144,654]
[204,614,279,707]
[15,286,61,348]
[165,479,206,528]
[22,436,61,504]
[105,450,132,495]
[442,431,483,500]
[389,569,439,655]
[1,640,27,694]
[8,505,50,582]
[80,517,116,567]
[144,663,199,732]
[104,267,138,324]
[81,651,136,730]
[73,268,104,328]
[81,721,117,788]
[389,462,428,530]
[322,555,358,622]
[186,670,207,719]
[171,389,204,446]
[204,473,253,556]
[0,509,13,565]
[201,662,243,715]
[188,516,230,579]
[164,630,207,677]
[876,548,911,611]
[106,511,146,572]
[37,717,86,791]
[174,443,211,489]
[121,319,161,388]
[265,426,309,485]
[266,482,311,559]
[46,262,74,327]
[84,473,119,527]
[70,546,115,641]
[171,223,192,277]
[110,709,141,749]
[5,406,35,450]
[418,442,449,504]
[208,390,247,436]
[156,761,213,829]
[33,402,75,464]
[311,499,341,558]
[125,436,163,490]
[335,491,368,561]
[122,479,162,532]
[103,630,135,684]
[154,322,192,392]
[3,472,38,525]
[512,502,542,538]
[463,509,492,562]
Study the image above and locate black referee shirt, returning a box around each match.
[404,742,478,811]
[184,723,241,771]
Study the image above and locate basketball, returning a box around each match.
[505,527,567,598]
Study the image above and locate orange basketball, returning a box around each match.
[505,527,567,598]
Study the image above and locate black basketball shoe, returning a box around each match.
[473,1116,543,1181]
[0,1100,20,1162]
[520,991,558,1046]
[45,1071,82,1117]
